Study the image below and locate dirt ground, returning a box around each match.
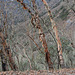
[0,68,75,75]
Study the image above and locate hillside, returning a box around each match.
[0,0,75,73]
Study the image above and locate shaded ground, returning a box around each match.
[0,68,75,75]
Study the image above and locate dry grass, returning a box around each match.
[0,68,75,75]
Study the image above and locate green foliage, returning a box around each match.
[52,0,62,9]
[39,11,47,17]
[0,0,75,71]
[24,41,29,46]
[53,5,69,20]
[53,6,64,18]
[58,8,69,20]
[47,37,75,69]
[19,59,30,71]
[61,37,75,68]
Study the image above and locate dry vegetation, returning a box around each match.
[0,0,75,74]
[0,68,75,75]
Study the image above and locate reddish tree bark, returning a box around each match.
[17,0,53,70]
[0,28,18,71]
[41,0,64,68]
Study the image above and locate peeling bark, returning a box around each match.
[31,0,53,69]
[41,0,64,68]
[17,0,53,70]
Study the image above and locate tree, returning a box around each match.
[41,0,64,68]
[17,0,53,70]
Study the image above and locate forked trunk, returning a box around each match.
[32,0,53,69]
[17,0,53,70]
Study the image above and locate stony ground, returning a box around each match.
[0,68,75,75]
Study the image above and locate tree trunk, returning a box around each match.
[0,51,9,71]
[41,0,64,68]
[17,0,53,70]
[0,28,18,71]
[31,0,53,70]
